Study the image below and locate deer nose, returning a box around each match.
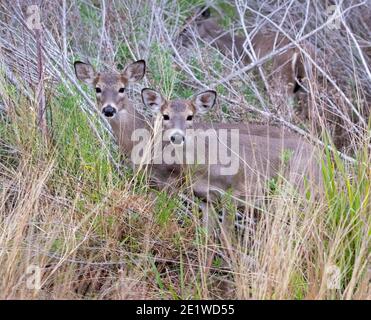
[170,133,185,145]
[102,105,117,118]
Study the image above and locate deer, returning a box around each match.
[74,59,183,189]
[177,7,315,104]
[179,8,371,152]
[141,88,322,235]
[176,7,371,154]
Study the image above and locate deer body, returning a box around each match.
[142,89,321,206]
[186,126,318,204]
[179,12,314,96]
[106,96,146,155]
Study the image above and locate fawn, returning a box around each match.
[74,60,182,189]
[74,59,147,156]
[141,88,322,207]
[141,88,322,238]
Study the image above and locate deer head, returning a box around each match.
[74,60,146,118]
[177,7,212,48]
[141,88,217,145]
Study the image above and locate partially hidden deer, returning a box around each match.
[179,8,371,152]
[177,8,315,102]
[141,88,322,209]
[74,60,183,189]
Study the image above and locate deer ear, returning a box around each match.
[193,90,217,114]
[123,60,146,83]
[74,61,96,85]
[141,88,164,113]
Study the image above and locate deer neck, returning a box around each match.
[107,98,148,157]
[195,19,250,63]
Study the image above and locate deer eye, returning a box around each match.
[118,88,125,93]
[95,87,102,93]
[163,114,170,121]
[186,115,193,121]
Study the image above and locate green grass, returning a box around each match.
[148,42,180,99]
[50,86,121,201]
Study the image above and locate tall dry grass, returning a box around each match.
[0,0,369,299]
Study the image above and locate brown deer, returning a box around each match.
[177,8,315,101]
[141,88,322,209]
[74,60,182,189]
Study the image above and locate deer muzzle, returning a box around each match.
[169,130,185,145]
[102,105,117,118]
